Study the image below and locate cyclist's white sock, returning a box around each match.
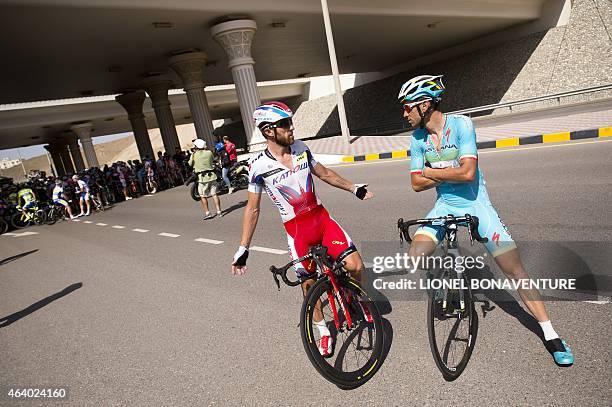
[539,320,559,341]
[315,319,330,337]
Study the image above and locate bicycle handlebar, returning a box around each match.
[397,214,489,245]
[269,245,333,290]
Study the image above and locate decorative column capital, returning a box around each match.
[140,76,173,108]
[169,51,208,90]
[116,90,147,119]
[211,19,257,69]
[70,122,93,142]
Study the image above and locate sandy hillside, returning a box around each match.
[0,124,199,182]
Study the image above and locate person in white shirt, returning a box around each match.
[72,174,91,216]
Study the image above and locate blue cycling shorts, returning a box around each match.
[415,192,516,257]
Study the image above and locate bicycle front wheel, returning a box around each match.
[10,212,30,229]
[301,277,384,389]
[44,207,58,225]
[427,269,478,381]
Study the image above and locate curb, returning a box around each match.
[341,126,612,163]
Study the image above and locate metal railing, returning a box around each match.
[348,84,612,136]
[450,84,612,117]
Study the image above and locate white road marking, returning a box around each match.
[112,225,126,229]
[83,221,92,224]
[72,219,80,222]
[2,231,40,237]
[249,246,288,255]
[195,237,224,245]
[145,194,155,197]
[158,232,180,238]
[96,223,107,226]
[583,300,610,304]
[132,228,149,233]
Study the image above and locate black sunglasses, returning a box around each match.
[270,118,293,129]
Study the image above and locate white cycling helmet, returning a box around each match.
[252,101,293,129]
[194,138,206,149]
[398,74,445,103]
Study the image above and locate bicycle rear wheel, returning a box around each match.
[0,218,8,234]
[300,277,384,389]
[427,269,478,381]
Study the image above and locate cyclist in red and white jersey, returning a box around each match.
[231,101,373,356]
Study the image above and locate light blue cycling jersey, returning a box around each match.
[410,114,515,256]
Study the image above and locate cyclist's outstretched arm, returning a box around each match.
[231,191,262,275]
[311,163,373,199]
[239,191,261,248]
[422,158,477,183]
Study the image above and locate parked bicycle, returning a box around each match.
[397,214,491,381]
[270,244,385,389]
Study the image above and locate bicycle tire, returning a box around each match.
[10,212,30,229]
[32,209,46,225]
[427,270,478,381]
[44,207,58,225]
[0,218,8,234]
[300,277,384,389]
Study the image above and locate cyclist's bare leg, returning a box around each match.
[301,279,325,323]
[494,248,549,322]
[79,198,85,214]
[408,234,438,266]
[342,251,365,283]
[64,203,73,218]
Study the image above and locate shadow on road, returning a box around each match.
[0,249,39,267]
[223,200,247,216]
[0,282,83,328]
[477,267,545,342]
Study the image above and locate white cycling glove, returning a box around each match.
[233,246,249,267]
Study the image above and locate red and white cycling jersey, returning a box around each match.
[248,140,355,276]
[248,140,322,223]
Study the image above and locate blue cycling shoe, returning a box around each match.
[546,338,574,366]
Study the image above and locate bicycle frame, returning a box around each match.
[271,245,356,330]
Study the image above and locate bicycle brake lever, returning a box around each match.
[270,266,281,291]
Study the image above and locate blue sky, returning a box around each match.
[0,133,132,160]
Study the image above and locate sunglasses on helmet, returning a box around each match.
[402,98,431,114]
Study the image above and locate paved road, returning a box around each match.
[1,139,611,406]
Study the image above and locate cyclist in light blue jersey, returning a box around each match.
[400,75,573,366]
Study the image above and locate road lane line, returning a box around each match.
[195,238,224,245]
[158,232,180,238]
[112,225,126,229]
[72,219,80,222]
[132,228,149,233]
[96,223,107,226]
[583,300,610,304]
[3,231,40,237]
[250,246,288,255]
[83,221,93,224]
